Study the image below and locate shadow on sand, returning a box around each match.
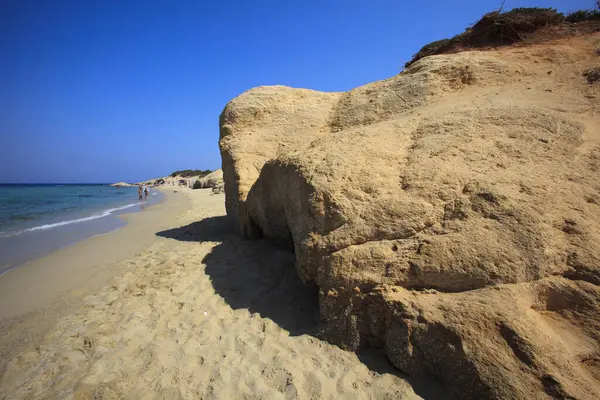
[156,216,318,336]
[156,216,443,399]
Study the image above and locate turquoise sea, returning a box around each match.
[0,184,163,275]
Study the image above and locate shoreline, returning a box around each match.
[0,187,191,378]
[0,188,165,277]
[0,224,124,279]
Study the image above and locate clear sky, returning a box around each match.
[0,0,592,183]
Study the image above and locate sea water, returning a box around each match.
[0,184,163,275]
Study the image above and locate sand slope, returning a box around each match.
[0,190,421,399]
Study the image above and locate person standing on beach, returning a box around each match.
[138,186,143,200]
[144,186,149,199]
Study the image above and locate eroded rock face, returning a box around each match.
[219,34,600,398]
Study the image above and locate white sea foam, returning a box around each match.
[0,203,140,237]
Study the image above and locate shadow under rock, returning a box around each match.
[156,217,444,398]
[156,216,318,336]
[358,347,445,400]
[155,215,234,243]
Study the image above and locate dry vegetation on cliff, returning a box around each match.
[405,7,600,68]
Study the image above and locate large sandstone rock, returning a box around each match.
[219,33,600,398]
[219,86,341,238]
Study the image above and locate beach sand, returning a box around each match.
[0,189,423,399]
[0,190,190,378]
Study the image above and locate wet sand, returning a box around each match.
[0,189,424,399]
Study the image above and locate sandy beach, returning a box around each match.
[0,190,190,379]
[0,188,423,399]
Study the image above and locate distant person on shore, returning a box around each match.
[138,186,143,200]
[144,186,149,199]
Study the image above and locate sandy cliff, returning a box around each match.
[220,33,600,398]
[195,168,224,189]
[138,169,224,189]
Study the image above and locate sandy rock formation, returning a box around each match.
[220,33,600,399]
[219,86,341,237]
[195,169,224,189]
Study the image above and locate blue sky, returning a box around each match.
[0,0,591,183]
